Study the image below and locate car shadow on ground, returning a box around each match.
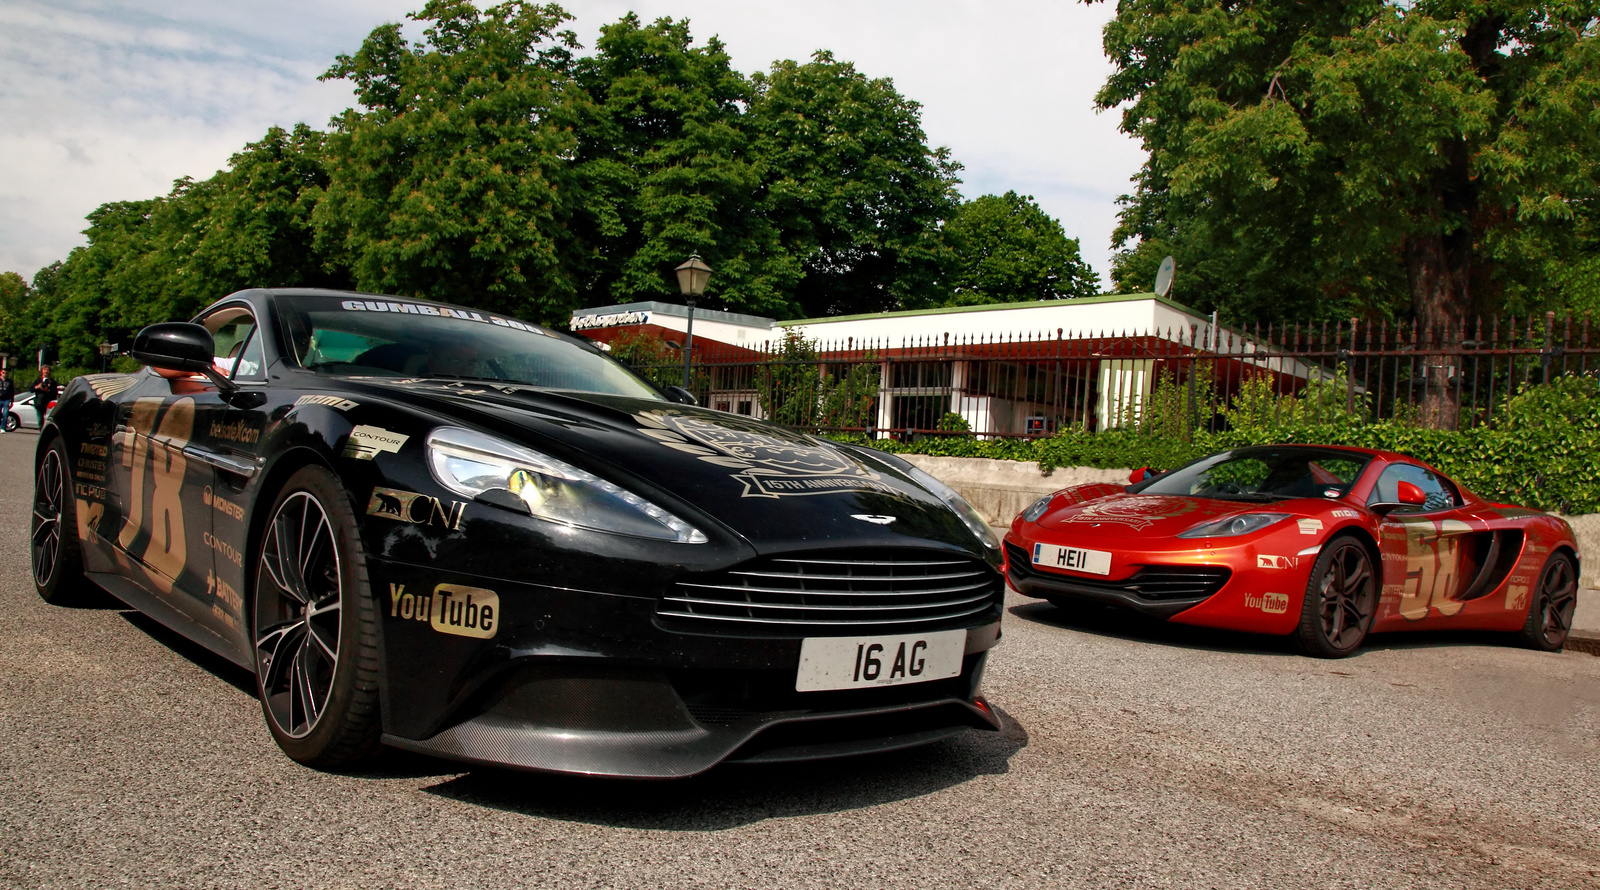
[1008,599,1302,657]
[417,709,1030,829]
[119,610,260,697]
[1361,629,1527,653]
[1012,598,1555,659]
[114,597,1032,810]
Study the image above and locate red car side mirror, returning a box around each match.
[1396,480,1426,506]
[1129,467,1156,484]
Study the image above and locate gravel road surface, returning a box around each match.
[1,429,1596,889]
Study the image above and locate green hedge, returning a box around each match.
[827,377,1600,515]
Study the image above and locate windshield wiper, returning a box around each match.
[428,373,512,383]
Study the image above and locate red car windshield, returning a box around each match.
[1134,447,1373,501]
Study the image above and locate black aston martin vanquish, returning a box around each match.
[32,289,1004,777]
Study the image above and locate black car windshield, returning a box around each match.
[1133,447,1372,501]
[276,295,662,399]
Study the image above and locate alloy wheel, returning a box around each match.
[1537,556,1578,647]
[31,449,65,588]
[254,491,343,739]
[1317,542,1375,650]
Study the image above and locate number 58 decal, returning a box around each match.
[1396,517,1473,620]
[117,397,195,588]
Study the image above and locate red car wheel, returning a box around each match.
[1519,552,1577,652]
[1295,534,1376,658]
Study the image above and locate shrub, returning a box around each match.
[827,375,1600,514]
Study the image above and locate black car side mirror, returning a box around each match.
[664,385,698,406]
[133,322,236,393]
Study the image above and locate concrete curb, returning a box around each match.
[899,454,1129,528]
[1567,632,1600,657]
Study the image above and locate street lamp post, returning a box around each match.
[674,255,713,390]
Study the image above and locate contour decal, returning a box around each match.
[366,487,466,530]
[295,394,359,412]
[1062,496,1198,531]
[343,425,409,460]
[633,409,899,499]
[1297,518,1323,535]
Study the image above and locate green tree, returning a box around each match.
[747,52,962,317]
[572,14,799,318]
[315,0,584,323]
[0,271,31,356]
[1093,0,1600,335]
[940,191,1099,305]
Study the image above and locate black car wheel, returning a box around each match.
[252,465,381,767]
[1295,534,1376,658]
[3,411,18,432]
[33,437,93,605]
[1518,552,1577,652]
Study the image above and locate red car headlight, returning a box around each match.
[1176,513,1290,539]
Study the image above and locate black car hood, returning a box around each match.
[347,379,986,556]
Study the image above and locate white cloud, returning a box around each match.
[0,0,1145,288]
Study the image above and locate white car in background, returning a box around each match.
[5,392,50,431]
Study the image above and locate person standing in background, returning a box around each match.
[0,369,13,433]
[30,365,59,427]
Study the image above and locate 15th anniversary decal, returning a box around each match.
[634,409,900,499]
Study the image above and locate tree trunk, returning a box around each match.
[1400,13,1505,431]
[1405,223,1470,431]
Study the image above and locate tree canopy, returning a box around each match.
[3,2,1100,364]
[939,191,1099,306]
[747,52,962,317]
[1094,0,1600,327]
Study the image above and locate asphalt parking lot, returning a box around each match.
[1,428,1597,889]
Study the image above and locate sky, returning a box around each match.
[0,0,1147,290]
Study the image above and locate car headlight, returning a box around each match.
[1176,513,1289,539]
[1021,494,1055,523]
[904,464,1000,550]
[426,427,708,543]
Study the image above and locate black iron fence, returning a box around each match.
[623,312,1600,439]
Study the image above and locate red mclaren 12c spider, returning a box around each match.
[1004,445,1580,657]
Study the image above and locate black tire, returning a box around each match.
[33,436,95,605]
[251,465,382,768]
[4,411,18,432]
[1295,534,1377,658]
[1518,552,1577,652]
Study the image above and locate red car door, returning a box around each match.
[1368,463,1483,629]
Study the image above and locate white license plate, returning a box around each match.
[796,629,966,692]
[1032,542,1112,575]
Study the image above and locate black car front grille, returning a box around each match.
[1006,541,1230,601]
[659,550,1002,634]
